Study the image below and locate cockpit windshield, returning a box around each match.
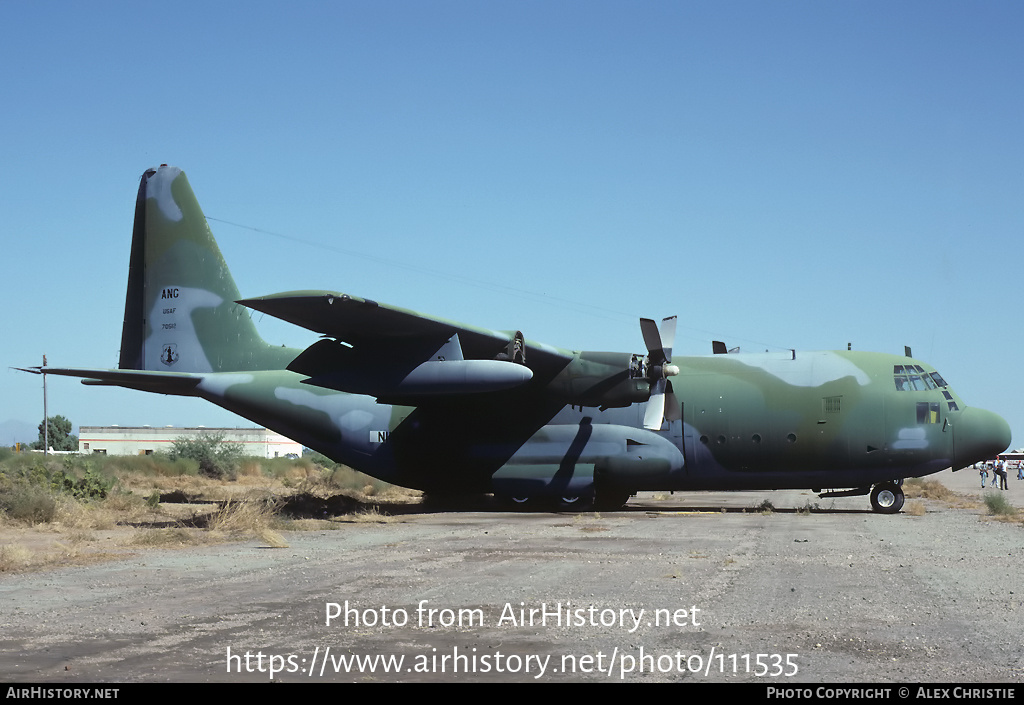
[894,365,946,391]
[893,365,958,410]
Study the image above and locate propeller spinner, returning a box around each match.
[640,316,680,430]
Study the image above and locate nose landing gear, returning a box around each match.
[870,481,905,514]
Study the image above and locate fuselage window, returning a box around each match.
[917,401,941,424]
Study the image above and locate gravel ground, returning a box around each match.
[1,467,1022,683]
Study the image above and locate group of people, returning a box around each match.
[980,458,1020,489]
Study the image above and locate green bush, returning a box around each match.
[983,491,1017,516]
[0,483,57,524]
[166,432,243,479]
[0,456,115,525]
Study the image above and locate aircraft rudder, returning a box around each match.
[118,169,153,370]
[118,166,295,373]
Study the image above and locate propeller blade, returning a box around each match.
[659,316,676,362]
[644,380,667,430]
[640,316,681,430]
[664,380,681,422]
[639,318,664,363]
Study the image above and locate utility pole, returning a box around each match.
[42,354,48,456]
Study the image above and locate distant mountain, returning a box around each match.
[0,419,38,446]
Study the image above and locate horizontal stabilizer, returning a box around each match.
[18,367,202,396]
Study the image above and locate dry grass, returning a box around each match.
[0,543,34,572]
[904,478,957,502]
[0,455,418,573]
[205,492,281,534]
[571,512,608,532]
[53,493,151,530]
[903,477,1023,525]
[904,500,927,516]
[0,528,133,572]
[904,478,980,511]
[131,527,212,547]
[333,506,398,524]
[279,518,343,532]
[258,528,290,548]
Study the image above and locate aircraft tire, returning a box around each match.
[495,495,534,511]
[870,482,905,514]
[593,489,632,511]
[557,493,595,511]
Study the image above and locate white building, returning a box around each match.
[78,426,302,459]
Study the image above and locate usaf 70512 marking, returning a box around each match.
[23,166,1011,512]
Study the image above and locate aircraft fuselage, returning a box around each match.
[186,347,1006,506]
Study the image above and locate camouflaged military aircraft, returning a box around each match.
[29,166,1011,513]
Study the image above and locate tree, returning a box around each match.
[167,432,243,479]
[31,415,78,452]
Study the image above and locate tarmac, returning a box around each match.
[1,466,1022,683]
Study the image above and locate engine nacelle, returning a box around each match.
[395,359,533,394]
[545,351,650,408]
[288,338,532,397]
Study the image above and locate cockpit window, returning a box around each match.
[894,366,949,392]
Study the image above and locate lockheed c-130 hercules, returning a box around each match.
[27,166,1011,513]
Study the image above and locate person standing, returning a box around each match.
[994,458,1008,490]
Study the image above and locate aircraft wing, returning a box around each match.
[239,290,526,351]
[238,291,574,402]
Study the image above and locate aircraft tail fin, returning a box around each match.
[119,166,297,373]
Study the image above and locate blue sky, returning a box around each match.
[2,1,1022,448]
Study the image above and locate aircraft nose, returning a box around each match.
[954,407,1012,470]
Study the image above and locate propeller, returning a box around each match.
[640,316,680,430]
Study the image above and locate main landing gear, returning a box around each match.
[497,487,635,512]
[501,494,594,511]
